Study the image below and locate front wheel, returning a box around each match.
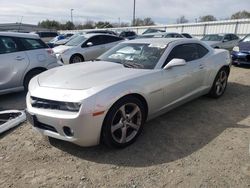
[102,96,146,148]
[70,54,84,64]
[209,68,229,98]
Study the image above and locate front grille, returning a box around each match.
[31,97,62,110]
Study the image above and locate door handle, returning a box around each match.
[199,64,205,69]
[15,56,25,61]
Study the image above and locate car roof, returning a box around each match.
[122,37,192,45]
[0,32,40,39]
[80,33,120,38]
[142,32,181,36]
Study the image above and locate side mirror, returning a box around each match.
[163,58,186,70]
[87,42,93,47]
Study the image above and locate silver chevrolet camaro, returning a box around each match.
[26,38,231,148]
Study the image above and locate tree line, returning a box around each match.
[38,10,250,30]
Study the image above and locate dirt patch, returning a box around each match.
[0,66,250,188]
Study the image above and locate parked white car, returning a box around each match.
[201,34,240,50]
[0,32,61,95]
[53,34,124,64]
[26,38,231,148]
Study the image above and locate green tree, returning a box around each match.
[199,15,217,22]
[38,19,60,29]
[176,16,188,24]
[95,21,113,28]
[231,11,250,19]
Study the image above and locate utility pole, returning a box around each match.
[133,0,136,26]
[18,16,23,32]
[71,9,74,23]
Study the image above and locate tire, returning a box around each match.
[24,69,45,91]
[209,68,229,98]
[70,54,84,64]
[102,96,146,149]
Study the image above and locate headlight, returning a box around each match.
[61,102,81,112]
[233,46,239,52]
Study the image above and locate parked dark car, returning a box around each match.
[231,34,250,65]
[86,30,117,36]
[119,31,137,40]
[142,28,165,35]
[181,33,193,38]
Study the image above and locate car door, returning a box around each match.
[0,36,29,90]
[222,34,233,49]
[160,43,207,107]
[81,35,106,61]
[231,34,240,48]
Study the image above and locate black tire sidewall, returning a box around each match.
[102,96,146,149]
[24,70,44,91]
[209,68,228,98]
[70,54,84,64]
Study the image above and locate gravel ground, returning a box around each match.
[0,66,250,188]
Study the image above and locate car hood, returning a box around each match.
[38,61,150,90]
[238,42,250,52]
[202,41,221,46]
[53,45,73,54]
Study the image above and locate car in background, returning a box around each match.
[201,34,240,50]
[231,34,250,65]
[86,30,117,36]
[47,35,66,48]
[27,38,231,148]
[32,31,59,43]
[138,32,184,39]
[53,34,124,64]
[119,31,137,40]
[53,32,85,47]
[142,28,165,34]
[0,32,61,95]
[181,33,193,38]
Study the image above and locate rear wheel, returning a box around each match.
[102,96,146,148]
[209,68,229,98]
[70,54,84,64]
[24,69,45,91]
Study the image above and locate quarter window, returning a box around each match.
[0,36,19,54]
[19,38,47,50]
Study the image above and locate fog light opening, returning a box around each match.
[63,126,74,137]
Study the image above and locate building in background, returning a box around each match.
[0,23,51,33]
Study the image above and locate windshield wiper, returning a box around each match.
[123,61,144,69]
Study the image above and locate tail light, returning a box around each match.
[46,48,55,56]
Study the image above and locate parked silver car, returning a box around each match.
[27,38,231,148]
[201,33,240,50]
[53,34,124,64]
[0,32,61,95]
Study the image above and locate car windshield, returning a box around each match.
[98,43,167,69]
[201,35,223,41]
[65,35,87,46]
[242,35,250,42]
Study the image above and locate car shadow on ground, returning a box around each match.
[0,91,27,111]
[49,82,250,167]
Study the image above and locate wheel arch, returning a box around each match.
[70,53,84,64]
[23,67,47,86]
[100,93,149,143]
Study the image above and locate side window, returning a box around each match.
[165,44,199,65]
[231,34,239,40]
[0,36,19,54]
[84,36,102,47]
[19,38,47,50]
[196,44,209,58]
[224,35,231,41]
[102,35,123,44]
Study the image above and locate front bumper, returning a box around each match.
[231,51,250,65]
[55,54,70,65]
[26,93,106,147]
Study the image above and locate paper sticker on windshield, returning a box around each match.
[148,44,167,49]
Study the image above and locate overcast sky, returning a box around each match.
[0,0,249,25]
